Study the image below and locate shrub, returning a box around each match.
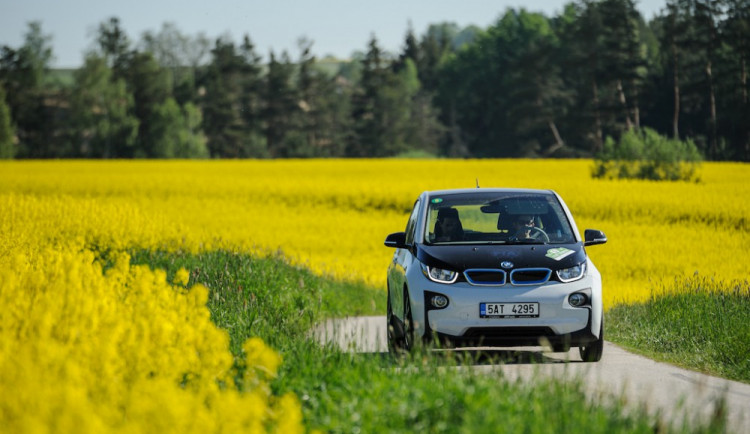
[592,127,702,181]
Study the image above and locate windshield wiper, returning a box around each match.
[509,239,547,245]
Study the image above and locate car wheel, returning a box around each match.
[579,319,604,362]
[386,286,403,354]
[402,288,415,352]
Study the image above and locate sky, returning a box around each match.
[1,0,667,68]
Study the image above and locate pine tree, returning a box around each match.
[238,36,266,157]
[721,0,750,160]
[96,17,132,79]
[264,51,299,157]
[0,84,14,158]
[0,22,55,157]
[120,51,171,157]
[295,38,350,157]
[349,35,389,156]
[659,0,690,139]
[599,0,647,131]
[201,37,256,157]
[393,24,420,73]
[554,0,607,153]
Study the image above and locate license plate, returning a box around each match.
[480,302,539,318]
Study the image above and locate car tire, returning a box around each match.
[579,319,604,362]
[386,286,403,354]
[402,288,415,352]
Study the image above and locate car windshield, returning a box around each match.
[424,193,576,245]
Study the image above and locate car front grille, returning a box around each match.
[464,269,506,285]
[509,268,552,285]
[464,268,551,286]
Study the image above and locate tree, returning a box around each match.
[437,9,572,157]
[264,50,298,157]
[120,51,171,157]
[502,10,572,156]
[721,0,750,160]
[659,0,690,139]
[0,85,14,158]
[68,55,139,158]
[599,0,648,131]
[293,38,351,157]
[419,24,453,92]
[347,35,398,157]
[0,22,55,158]
[201,36,264,157]
[140,22,211,104]
[397,58,443,155]
[176,102,209,158]
[96,17,131,77]
[148,98,208,158]
[238,36,266,157]
[393,24,420,74]
[671,0,724,159]
[552,1,608,153]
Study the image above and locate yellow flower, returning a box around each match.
[174,267,190,286]
[243,337,282,379]
[272,393,304,434]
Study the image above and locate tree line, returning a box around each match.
[1,0,748,161]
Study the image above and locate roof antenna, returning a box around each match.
[476,178,480,188]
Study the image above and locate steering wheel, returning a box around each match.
[527,226,550,242]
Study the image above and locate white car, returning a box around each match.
[384,188,607,361]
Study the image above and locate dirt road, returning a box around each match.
[314,316,750,432]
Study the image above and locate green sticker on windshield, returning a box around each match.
[546,247,575,261]
[431,198,443,204]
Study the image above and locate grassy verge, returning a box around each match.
[606,277,750,383]
[131,250,726,433]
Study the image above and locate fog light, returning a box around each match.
[431,295,449,308]
[569,293,587,307]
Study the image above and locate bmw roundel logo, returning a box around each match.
[500,261,514,269]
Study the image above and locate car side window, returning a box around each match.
[404,200,421,245]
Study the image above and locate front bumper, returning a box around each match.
[431,311,597,348]
[410,267,601,348]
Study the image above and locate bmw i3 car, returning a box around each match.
[384,188,607,361]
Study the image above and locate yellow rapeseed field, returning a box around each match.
[1,159,748,430]
[2,159,747,303]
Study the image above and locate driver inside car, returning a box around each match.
[511,214,536,240]
[434,207,464,242]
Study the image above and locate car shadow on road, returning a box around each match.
[358,348,582,366]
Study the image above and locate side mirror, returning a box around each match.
[384,232,408,249]
[584,229,607,246]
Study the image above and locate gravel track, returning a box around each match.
[314,316,750,432]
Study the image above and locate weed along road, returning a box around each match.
[314,316,750,432]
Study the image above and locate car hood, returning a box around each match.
[416,243,586,272]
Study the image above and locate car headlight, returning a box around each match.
[420,263,458,284]
[556,262,586,283]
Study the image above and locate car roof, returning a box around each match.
[424,187,556,197]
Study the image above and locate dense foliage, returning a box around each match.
[592,127,703,180]
[1,0,748,161]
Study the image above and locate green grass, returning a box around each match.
[129,250,727,433]
[606,277,750,384]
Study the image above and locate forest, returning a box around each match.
[0,0,748,161]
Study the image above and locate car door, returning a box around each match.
[388,199,421,320]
